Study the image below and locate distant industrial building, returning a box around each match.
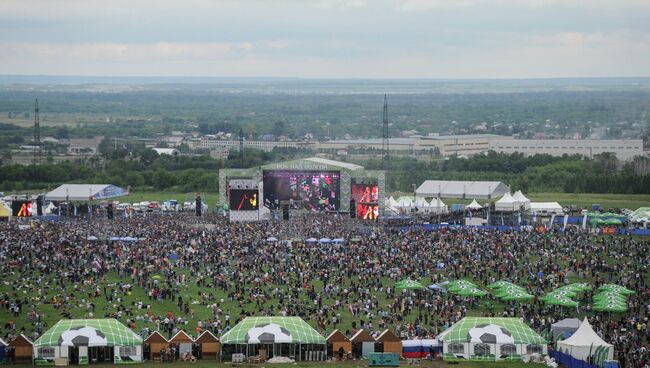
[152,148,180,156]
[316,134,513,157]
[489,139,644,160]
[198,138,314,152]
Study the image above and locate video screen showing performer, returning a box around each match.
[351,182,379,203]
[229,189,259,211]
[357,203,379,220]
[263,170,340,211]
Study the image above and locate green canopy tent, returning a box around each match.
[542,296,578,308]
[219,317,326,362]
[395,279,424,290]
[597,284,635,295]
[593,302,628,313]
[33,319,143,365]
[487,281,517,289]
[439,317,546,362]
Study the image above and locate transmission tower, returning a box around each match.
[33,98,41,165]
[239,127,244,167]
[382,94,390,170]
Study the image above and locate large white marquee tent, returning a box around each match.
[415,181,509,200]
[45,184,128,202]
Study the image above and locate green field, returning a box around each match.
[390,192,650,210]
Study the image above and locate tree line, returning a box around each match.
[1,147,649,195]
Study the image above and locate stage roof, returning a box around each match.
[45,184,127,201]
[260,157,364,172]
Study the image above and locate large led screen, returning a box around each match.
[12,200,32,217]
[229,189,259,211]
[351,182,379,203]
[357,203,379,220]
[263,170,340,211]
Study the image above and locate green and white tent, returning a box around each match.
[440,317,547,361]
[33,319,142,365]
[221,317,325,345]
[220,317,326,362]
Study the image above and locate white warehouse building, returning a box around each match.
[489,139,644,161]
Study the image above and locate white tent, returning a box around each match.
[557,318,613,362]
[551,318,581,341]
[395,197,414,208]
[466,199,483,210]
[512,191,531,210]
[416,180,510,199]
[494,193,519,212]
[45,184,128,201]
[430,197,448,214]
[529,202,564,215]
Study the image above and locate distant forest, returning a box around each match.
[0,87,649,142]
[1,146,649,196]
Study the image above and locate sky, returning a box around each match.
[0,0,649,79]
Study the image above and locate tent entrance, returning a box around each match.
[68,347,79,364]
[88,347,113,364]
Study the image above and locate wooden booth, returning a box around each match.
[144,331,169,361]
[195,330,220,360]
[350,329,375,359]
[9,334,33,364]
[326,330,352,360]
[169,330,194,358]
[376,330,402,355]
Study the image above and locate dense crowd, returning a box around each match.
[0,212,648,366]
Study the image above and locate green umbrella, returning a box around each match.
[501,293,534,301]
[541,290,577,300]
[593,302,627,313]
[598,284,635,295]
[543,297,578,307]
[494,286,526,297]
[152,275,161,279]
[446,280,478,292]
[593,293,627,302]
[395,279,424,290]
[487,281,516,289]
[451,287,487,297]
[559,283,592,292]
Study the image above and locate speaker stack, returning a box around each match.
[195,195,202,217]
[350,199,356,218]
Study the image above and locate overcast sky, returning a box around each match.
[1,0,649,78]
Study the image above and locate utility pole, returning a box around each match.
[382,94,390,170]
[33,98,41,165]
[239,127,244,167]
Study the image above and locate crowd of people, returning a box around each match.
[0,211,648,366]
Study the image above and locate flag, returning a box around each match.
[548,214,555,229]
[582,214,588,230]
[532,212,537,224]
[517,212,521,225]
[563,214,569,230]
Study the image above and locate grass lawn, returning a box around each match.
[526,192,650,210]
[391,191,650,209]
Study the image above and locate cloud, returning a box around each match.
[265,40,290,50]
